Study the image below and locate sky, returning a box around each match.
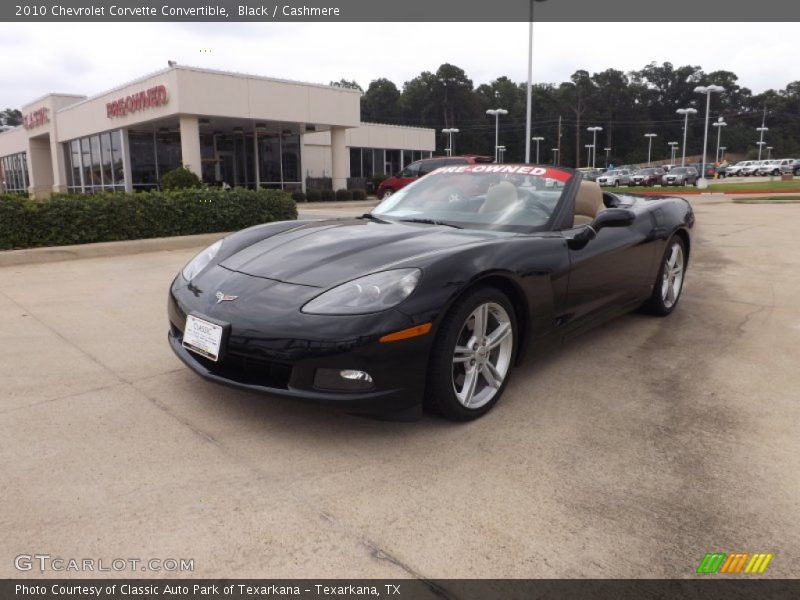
[0,21,796,109]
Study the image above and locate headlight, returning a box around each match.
[302,269,421,315]
[181,239,223,281]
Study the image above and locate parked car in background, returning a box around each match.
[780,159,800,176]
[757,158,795,176]
[740,160,769,176]
[576,167,605,181]
[688,163,715,179]
[630,167,666,186]
[596,168,633,187]
[376,155,493,199]
[725,160,755,177]
[662,166,698,186]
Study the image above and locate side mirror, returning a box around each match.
[592,208,635,230]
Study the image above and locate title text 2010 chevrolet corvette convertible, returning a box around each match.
[168,165,694,421]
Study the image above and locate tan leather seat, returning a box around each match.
[574,181,603,226]
[479,181,518,213]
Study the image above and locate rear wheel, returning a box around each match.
[426,287,517,421]
[641,236,687,316]
[381,188,394,199]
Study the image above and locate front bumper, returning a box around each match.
[167,271,432,417]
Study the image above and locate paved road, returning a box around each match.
[2,201,798,580]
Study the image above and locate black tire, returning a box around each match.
[381,188,394,199]
[426,286,517,421]
[640,236,687,316]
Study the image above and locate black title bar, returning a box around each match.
[4,579,800,600]
[1,0,799,22]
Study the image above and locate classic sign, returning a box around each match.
[22,107,49,130]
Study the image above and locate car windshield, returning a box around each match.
[605,170,620,176]
[371,165,573,233]
[671,168,688,174]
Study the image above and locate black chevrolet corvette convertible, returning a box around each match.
[168,165,694,420]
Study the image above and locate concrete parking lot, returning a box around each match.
[2,200,799,580]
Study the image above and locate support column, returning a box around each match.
[179,116,202,178]
[299,135,307,193]
[49,128,67,194]
[330,126,347,191]
[120,129,133,192]
[27,137,54,199]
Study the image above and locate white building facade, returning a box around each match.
[0,66,435,197]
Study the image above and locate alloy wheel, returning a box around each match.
[661,243,685,308]
[451,302,514,409]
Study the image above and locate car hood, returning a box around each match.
[219,218,503,287]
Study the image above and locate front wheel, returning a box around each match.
[426,287,517,421]
[640,236,687,316]
[381,188,394,199]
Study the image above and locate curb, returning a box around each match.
[296,200,379,209]
[0,232,230,268]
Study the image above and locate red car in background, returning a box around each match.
[377,155,493,199]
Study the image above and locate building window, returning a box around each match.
[349,147,362,178]
[402,150,412,169]
[385,149,401,176]
[362,148,373,177]
[63,130,126,193]
[156,129,182,178]
[129,131,158,190]
[281,133,300,184]
[0,152,29,194]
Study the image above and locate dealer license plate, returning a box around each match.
[182,315,223,362]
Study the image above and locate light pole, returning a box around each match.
[585,144,594,167]
[676,107,698,166]
[551,148,559,165]
[524,0,533,163]
[720,146,727,161]
[644,133,657,166]
[486,108,508,162]
[767,146,773,160]
[604,147,611,168]
[587,126,602,168]
[531,136,544,163]
[668,141,679,164]
[497,145,506,164]
[712,117,727,163]
[442,128,459,157]
[694,85,724,183]
[756,126,768,160]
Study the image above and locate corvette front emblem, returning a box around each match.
[215,291,238,304]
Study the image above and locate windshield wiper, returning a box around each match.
[360,213,390,223]
[398,218,463,229]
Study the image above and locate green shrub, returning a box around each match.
[159,167,202,190]
[291,191,306,202]
[352,189,367,200]
[306,189,322,202]
[320,189,335,202]
[0,188,296,250]
[369,173,389,189]
[335,188,353,201]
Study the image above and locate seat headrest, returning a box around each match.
[574,181,603,219]
[480,181,518,213]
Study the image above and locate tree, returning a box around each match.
[361,79,401,123]
[0,108,22,127]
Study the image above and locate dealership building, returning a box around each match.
[0,65,435,197]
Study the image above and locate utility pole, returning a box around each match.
[557,115,562,166]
